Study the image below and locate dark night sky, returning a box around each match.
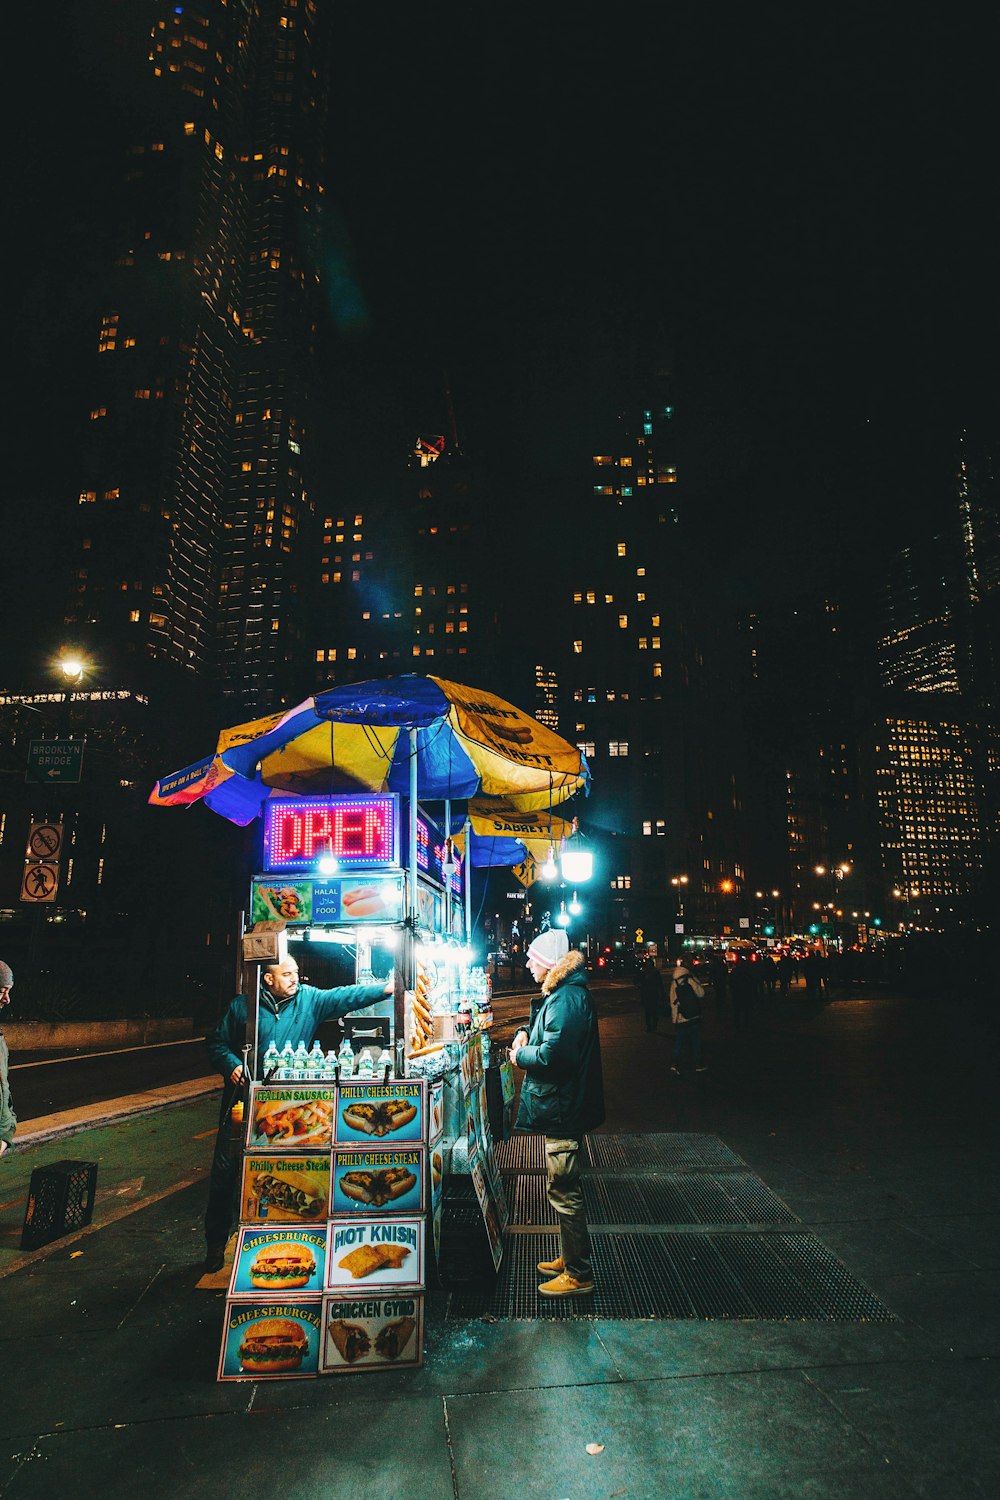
[6,4,997,659]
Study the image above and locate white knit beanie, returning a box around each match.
[526,929,569,969]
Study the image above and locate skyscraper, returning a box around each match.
[64,0,330,714]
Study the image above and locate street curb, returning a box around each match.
[14,1076,222,1148]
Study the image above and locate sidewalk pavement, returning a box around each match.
[1,985,998,1499]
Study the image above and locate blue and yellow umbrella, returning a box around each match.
[150,675,589,841]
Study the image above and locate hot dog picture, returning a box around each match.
[341,1098,418,1137]
[339,1168,417,1207]
[341,884,387,918]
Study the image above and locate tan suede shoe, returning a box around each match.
[537,1271,595,1297]
[536,1254,565,1275]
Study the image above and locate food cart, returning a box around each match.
[150,675,589,1378]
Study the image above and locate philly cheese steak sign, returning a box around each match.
[334,1079,424,1144]
[330,1147,424,1214]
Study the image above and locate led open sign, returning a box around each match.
[262,795,398,873]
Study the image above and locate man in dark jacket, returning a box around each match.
[202,954,390,1271]
[511,930,605,1298]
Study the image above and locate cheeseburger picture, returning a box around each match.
[249,1241,316,1290]
[238,1316,309,1373]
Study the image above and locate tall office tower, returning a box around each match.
[873,436,1000,926]
[529,374,746,952]
[311,432,502,692]
[64,0,329,714]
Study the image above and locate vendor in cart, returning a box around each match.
[202,955,392,1273]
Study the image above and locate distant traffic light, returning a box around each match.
[808,924,820,935]
[763,924,775,937]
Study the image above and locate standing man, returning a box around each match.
[510,930,605,1298]
[668,957,708,1076]
[0,961,14,1157]
[203,954,392,1272]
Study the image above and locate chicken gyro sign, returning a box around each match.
[320,1293,423,1373]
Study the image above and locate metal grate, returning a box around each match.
[586,1132,745,1171]
[494,1134,547,1171]
[447,1231,896,1322]
[506,1171,795,1229]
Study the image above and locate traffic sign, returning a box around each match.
[26,821,63,860]
[512,853,538,888]
[21,861,59,903]
[26,740,85,784]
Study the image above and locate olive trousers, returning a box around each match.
[544,1136,593,1281]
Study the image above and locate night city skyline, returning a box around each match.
[1,2,998,983]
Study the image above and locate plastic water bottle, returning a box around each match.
[262,1041,279,1078]
[325,1048,339,1080]
[376,1048,393,1078]
[357,1048,375,1079]
[338,1037,355,1078]
[293,1040,308,1078]
[308,1041,324,1077]
[278,1042,294,1080]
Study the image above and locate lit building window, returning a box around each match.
[609,741,629,757]
[643,820,652,835]
[586,592,596,604]
[611,875,631,889]
[618,614,628,629]
[573,640,583,654]
[593,455,613,466]
[578,741,595,757]
[617,542,626,557]
[639,638,648,650]
[652,662,662,677]
[620,456,632,467]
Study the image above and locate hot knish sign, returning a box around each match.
[262,794,398,873]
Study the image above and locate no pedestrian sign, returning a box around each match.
[21,861,59,903]
[26,739,85,784]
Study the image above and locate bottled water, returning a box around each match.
[324,1048,339,1080]
[376,1048,393,1078]
[338,1037,355,1078]
[356,1048,375,1079]
[293,1040,308,1079]
[278,1042,295,1081]
[262,1041,279,1078]
[308,1041,324,1077]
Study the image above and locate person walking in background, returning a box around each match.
[730,953,758,1034]
[638,956,666,1032]
[0,960,16,1157]
[668,957,707,1076]
[709,951,730,1011]
[511,929,605,1298]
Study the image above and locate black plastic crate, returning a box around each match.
[21,1159,98,1251]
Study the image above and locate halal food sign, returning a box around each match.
[262,794,398,873]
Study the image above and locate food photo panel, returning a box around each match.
[325,1217,424,1292]
[330,1146,425,1214]
[218,1298,322,1381]
[334,1080,425,1144]
[229,1226,328,1299]
[246,1084,337,1151]
[241,1153,331,1224]
[320,1292,424,1373]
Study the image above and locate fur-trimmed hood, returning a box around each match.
[541,948,587,995]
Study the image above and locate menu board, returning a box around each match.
[428,1081,444,1145]
[229,1226,327,1299]
[325,1217,424,1292]
[246,1085,337,1151]
[334,1080,425,1145]
[241,1153,330,1224]
[330,1146,425,1214]
[218,1299,323,1380]
[320,1293,424,1373]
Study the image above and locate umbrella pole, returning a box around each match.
[464,815,472,946]
[397,726,419,1069]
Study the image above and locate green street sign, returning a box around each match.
[26,739,85,784]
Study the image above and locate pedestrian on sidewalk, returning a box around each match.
[0,960,15,1158]
[668,957,708,1076]
[729,953,758,1033]
[202,955,391,1272]
[511,929,605,1298]
[638,956,666,1032]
